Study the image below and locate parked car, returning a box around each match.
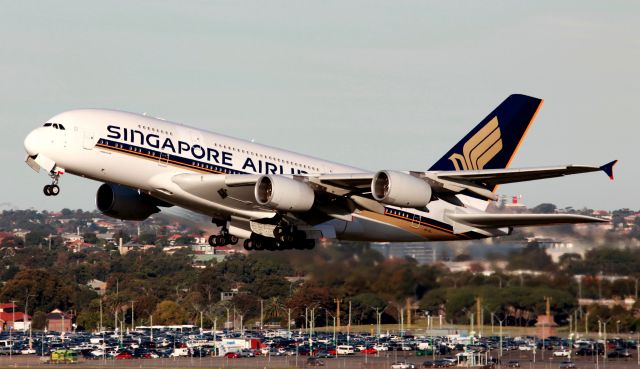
[224,352,240,358]
[422,360,434,368]
[391,362,417,369]
[559,361,576,369]
[434,359,454,367]
[553,349,571,357]
[306,357,325,367]
[361,347,378,354]
[507,360,520,367]
[115,351,134,360]
[315,350,334,358]
[336,345,355,355]
[607,349,631,359]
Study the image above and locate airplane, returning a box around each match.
[23,94,617,251]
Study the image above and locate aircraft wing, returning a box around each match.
[428,160,618,186]
[307,161,617,202]
[168,160,616,220]
[446,213,607,228]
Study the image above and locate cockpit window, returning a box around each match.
[44,122,65,130]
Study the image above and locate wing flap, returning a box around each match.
[447,213,607,228]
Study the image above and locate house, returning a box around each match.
[0,302,31,331]
[87,279,107,296]
[46,309,73,332]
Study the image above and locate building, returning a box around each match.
[0,302,31,331]
[371,243,437,264]
[46,309,73,332]
[87,279,107,296]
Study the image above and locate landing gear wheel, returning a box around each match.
[208,235,217,247]
[243,239,253,251]
[229,235,239,245]
[215,235,227,246]
[44,171,62,197]
[49,185,60,196]
[304,239,316,250]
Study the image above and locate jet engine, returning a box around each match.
[254,175,315,211]
[371,170,432,207]
[96,183,164,221]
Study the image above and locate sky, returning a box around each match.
[0,1,638,211]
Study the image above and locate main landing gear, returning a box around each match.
[43,172,61,197]
[243,226,315,251]
[208,228,238,247]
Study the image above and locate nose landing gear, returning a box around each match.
[43,172,61,197]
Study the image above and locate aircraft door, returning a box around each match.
[411,213,421,229]
[83,131,95,150]
[159,152,169,167]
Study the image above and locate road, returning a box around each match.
[0,350,638,369]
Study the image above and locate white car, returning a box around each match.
[20,348,36,355]
[374,344,388,351]
[518,345,533,351]
[391,362,417,369]
[553,349,571,357]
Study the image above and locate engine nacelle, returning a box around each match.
[254,175,315,212]
[96,183,161,221]
[371,170,432,207]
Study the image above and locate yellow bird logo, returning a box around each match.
[448,117,502,171]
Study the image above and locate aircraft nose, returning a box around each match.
[24,130,40,156]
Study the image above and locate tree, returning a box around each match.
[532,203,557,214]
[113,229,130,244]
[138,233,157,245]
[82,232,98,245]
[350,293,386,324]
[76,310,100,331]
[175,236,194,245]
[31,311,47,330]
[153,300,188,325]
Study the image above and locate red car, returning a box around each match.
[115,351,134,360]
[224,352,240,358]
[361,348,378,355]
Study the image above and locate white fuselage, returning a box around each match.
[24,109,503,242]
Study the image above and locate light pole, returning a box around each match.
[371,306,384,343]
[260,299,264,331]
[25,293,34,350]
[347,300,352,344]
[10,299,16,358]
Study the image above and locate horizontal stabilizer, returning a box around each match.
[447,213,607,228]
[600,160,618,180]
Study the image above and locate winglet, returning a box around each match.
[600,160,618,180]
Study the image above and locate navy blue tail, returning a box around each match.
[429,94,543,172]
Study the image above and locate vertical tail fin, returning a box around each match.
[429,94,543,172]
